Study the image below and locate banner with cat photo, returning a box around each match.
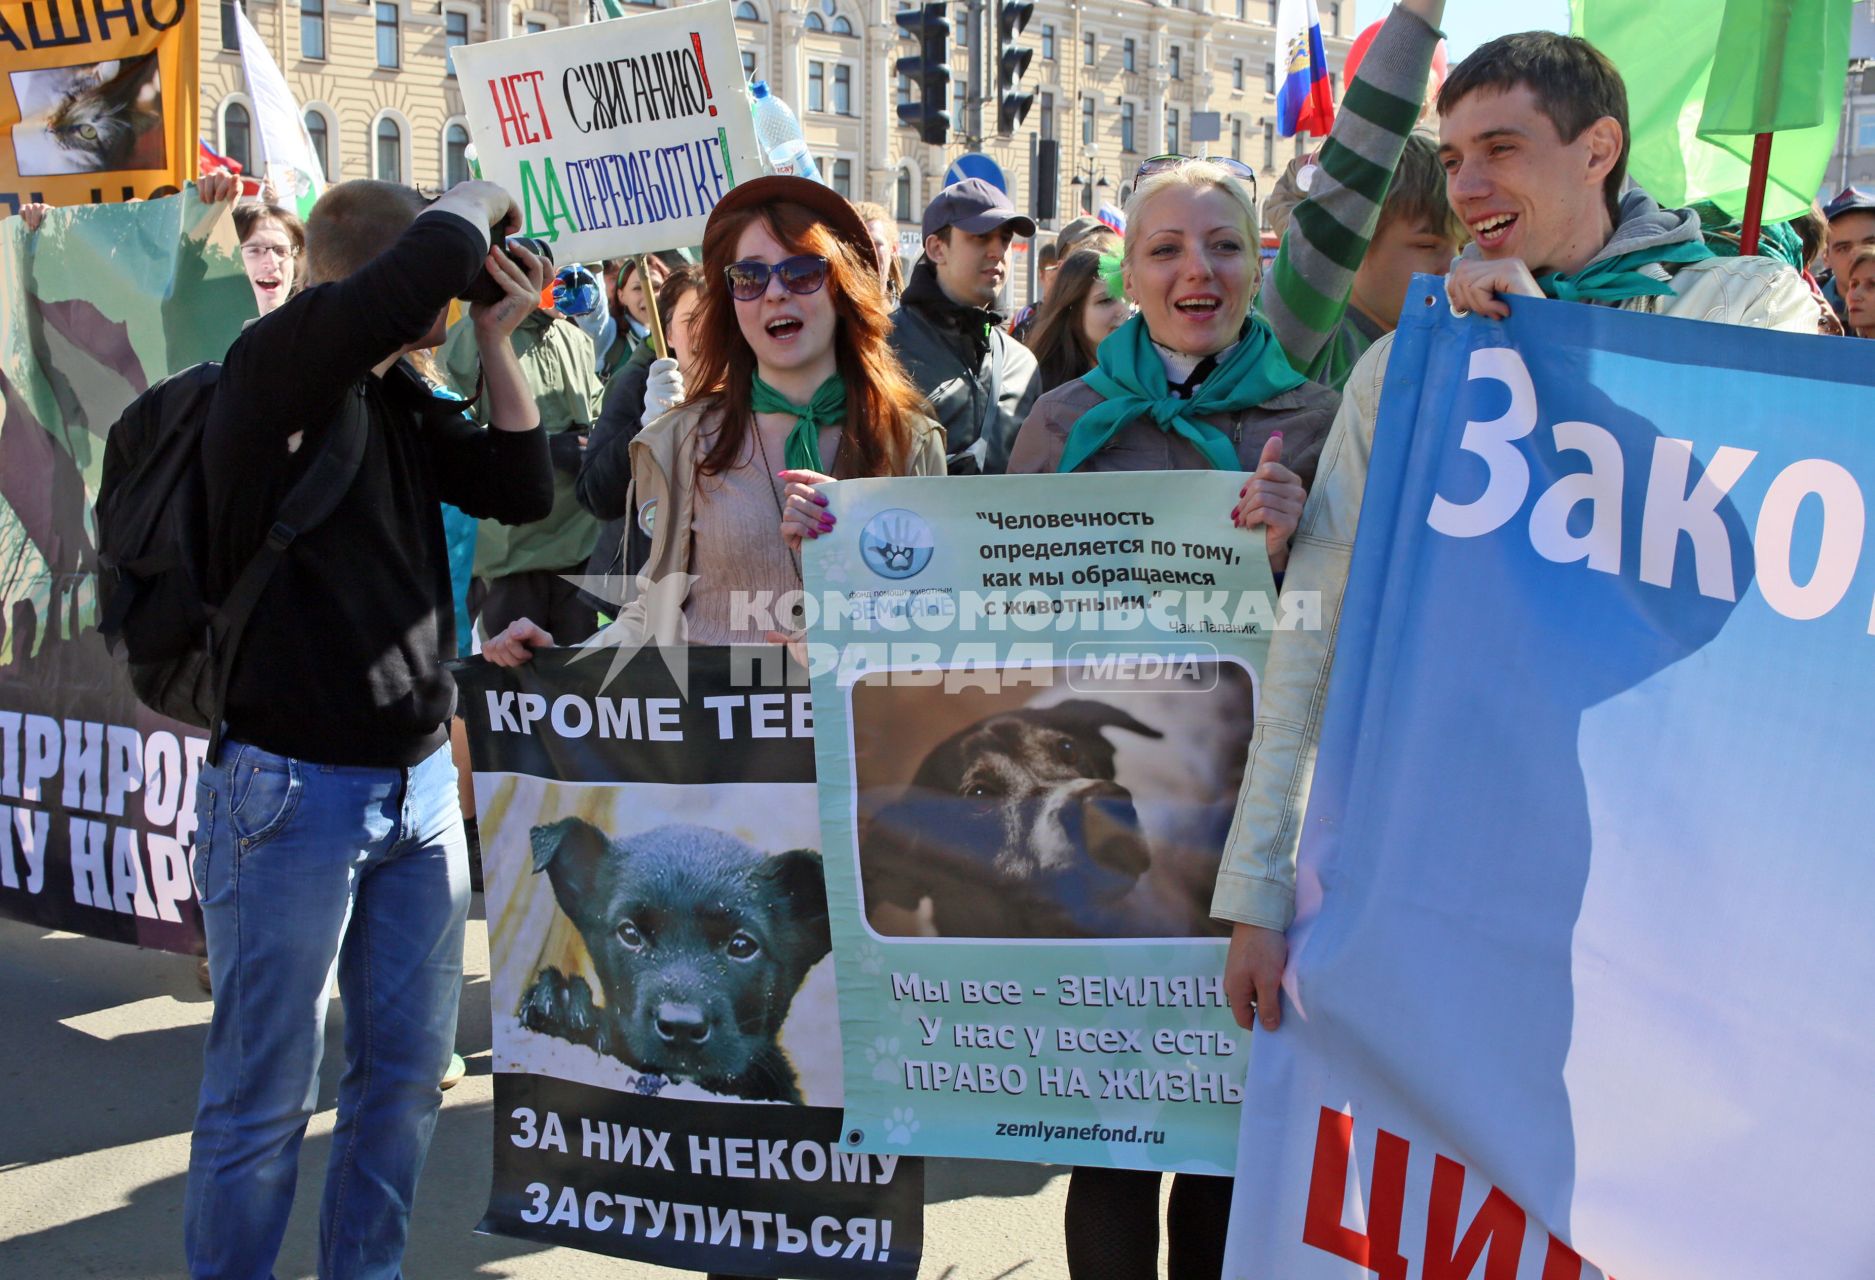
[0,190,250,953]
[0,0,200,211]
[455,645,923,1277]
[802,472,1279,1174]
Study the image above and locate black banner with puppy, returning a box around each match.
[456,645,923,1277]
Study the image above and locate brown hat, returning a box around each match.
[703,175,879,283]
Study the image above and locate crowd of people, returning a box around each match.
[11,0,1875,1274]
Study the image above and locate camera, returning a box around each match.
[461,235,555,304]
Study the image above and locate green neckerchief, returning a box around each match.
[1058,313,1307,474]
[750,373,847,473]
[1535,240,1716,303]
[1691,200,1807,272]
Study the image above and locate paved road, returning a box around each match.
[0,908,1093,1279]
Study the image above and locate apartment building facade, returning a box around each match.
[202,0,1351,263]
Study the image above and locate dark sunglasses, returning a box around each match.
[724,255,831,302]
[1135,153,1259,199]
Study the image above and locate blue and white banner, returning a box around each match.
[1225,279,1875,1278]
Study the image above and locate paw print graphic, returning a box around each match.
[857,943,884,976]
[885,1107,921,1145]
[865,1035,901,1082]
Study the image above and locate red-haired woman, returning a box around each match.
[486,176,944,661]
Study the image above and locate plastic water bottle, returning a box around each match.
[749,80,823,184]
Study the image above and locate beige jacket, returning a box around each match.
[610,395,947,644]
[1210,255,1818,929]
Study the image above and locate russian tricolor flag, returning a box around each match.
[1274,0,1335,138]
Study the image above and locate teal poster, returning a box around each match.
[804,472,1286,1173]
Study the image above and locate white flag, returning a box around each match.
[234,6,326,210]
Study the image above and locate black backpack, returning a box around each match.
[95,365,367,758]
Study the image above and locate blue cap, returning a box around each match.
[921,177,1037,239]
[1824,186,1875,221]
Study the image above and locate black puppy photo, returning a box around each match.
[518,819,831,1104]
[861,699,1167,939]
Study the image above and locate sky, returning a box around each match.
[1354,0,1570,60]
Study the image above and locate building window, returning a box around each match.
[1235,0,1245,16]
[1233,58,1244,91]
[832,157,853,197]
[221,0,241,51]
[954,75,967,123]
[445,10,468,77]
[301,0,325,60]
[743,49,758,79]
[305,109,330,177]
[1041,23,1055,60]
[1165,107,1179,155]
[223,102,251,172]
[1082,96,1095,146]
[896,168,913,221]
[1263,120,1275,171]
[1327,1,1340,34]
[445,123,471,187]
[1120,102,1135,153]
[1858,112,1875,150]
[1231,117,1243,161]
[805,11,824,31]
[1170,45,1182,80]
[526,20,545,33]
[833,14,853,34]
[376,117,402,182]
[735,0,760,17]
[376,2,399,69]
[1267,0,1278,21]
[1122,38,1135,73]
[1265,60,1276,94]
[833,64,852,115]
[1039,91,1055,141]
[1083,30,1095,67]
[808,61,825,113]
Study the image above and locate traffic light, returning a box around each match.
[895,3,951,147]
[996,0,1035,136]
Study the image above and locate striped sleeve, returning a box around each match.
[1256,5,1439,386]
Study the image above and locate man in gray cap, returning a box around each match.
[1821,186,1875,323]
[889,177,1042,474]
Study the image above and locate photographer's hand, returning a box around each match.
[472,239,548,341]
[471,242,548,432]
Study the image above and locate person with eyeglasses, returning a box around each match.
[483,175,944,663]
[232,200,306,316]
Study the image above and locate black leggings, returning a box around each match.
[1065,1167,1232,1280]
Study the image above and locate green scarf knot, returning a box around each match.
[1535,239,1716,303]
[750,373,847,473]
[1057,313,1306,474]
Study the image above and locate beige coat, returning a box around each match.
[1211,254,1820,930]
[608,395,947,645]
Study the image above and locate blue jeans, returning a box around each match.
[184,739,469,1280]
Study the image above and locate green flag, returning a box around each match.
[1570,0,1852,223]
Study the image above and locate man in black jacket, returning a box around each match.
[185,177,553,1280]
[889,178,1042,474]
